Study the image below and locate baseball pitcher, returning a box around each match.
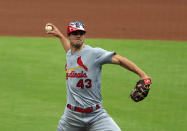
[45,21,151,131]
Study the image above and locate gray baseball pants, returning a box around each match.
[57,107,121,131]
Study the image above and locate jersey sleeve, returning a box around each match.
[95,48,116,65]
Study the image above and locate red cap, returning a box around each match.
[67,21,86,34]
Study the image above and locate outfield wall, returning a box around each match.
[0,0,186,41]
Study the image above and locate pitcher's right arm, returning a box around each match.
[45,23,70,53]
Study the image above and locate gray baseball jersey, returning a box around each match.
[57,45,121,131]
[65,45,115,108]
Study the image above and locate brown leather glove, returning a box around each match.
[130,78,152,102]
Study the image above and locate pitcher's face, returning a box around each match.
[68,31,85,48]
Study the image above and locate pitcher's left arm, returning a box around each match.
[112,54,149,80]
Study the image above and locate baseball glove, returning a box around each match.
[130,78,151,102]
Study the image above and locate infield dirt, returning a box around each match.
[0,0,186,41]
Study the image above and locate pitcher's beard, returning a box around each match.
[71,42,83,49]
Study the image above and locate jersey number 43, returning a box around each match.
[76,79,92,89]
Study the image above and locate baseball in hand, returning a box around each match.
[45,25,53,31]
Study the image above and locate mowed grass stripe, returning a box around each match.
[0,36,187,131]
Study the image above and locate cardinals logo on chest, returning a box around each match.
[66,56,88,79]
[77,56,88,71]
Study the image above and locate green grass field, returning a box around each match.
[0,36,187,131]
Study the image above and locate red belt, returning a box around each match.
[67,104,100,113]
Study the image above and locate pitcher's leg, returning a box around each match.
[57,108,86,131]
[88,109,121,131]
[57,116,85,131]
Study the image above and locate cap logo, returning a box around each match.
[67,21,85,34]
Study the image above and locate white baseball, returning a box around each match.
[45,25,53,31]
